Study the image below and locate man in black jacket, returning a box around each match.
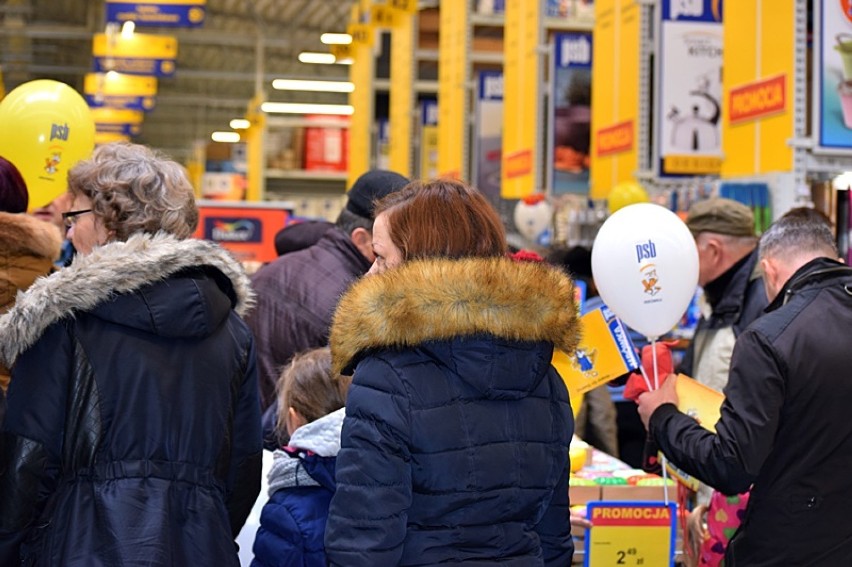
[637,209,852,566]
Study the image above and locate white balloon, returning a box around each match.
[513,199,553,242]
[591,203,698,339]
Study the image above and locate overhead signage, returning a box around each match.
[91,107,144,137]
[84,73,157,111]
[105,0,206,28]
[92,32,178,77]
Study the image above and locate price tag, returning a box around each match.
[584,501,677,567]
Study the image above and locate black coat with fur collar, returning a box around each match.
[325,257,579,567]
[0,233,262,567]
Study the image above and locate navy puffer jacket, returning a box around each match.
[0,234,262,567]
[326,257,580,566]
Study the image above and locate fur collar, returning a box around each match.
[330,257,579,375]
[0,212,63,260]
[0,232,254,367]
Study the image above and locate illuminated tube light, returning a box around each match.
[272,79,354,93]
[229,119,251,130]
[298,52,336,64]
[260,102,354,115]
[211,131,240,143]
[321,33,352,45]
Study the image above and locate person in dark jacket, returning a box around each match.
[325,179,579,566]
[0,142,262,567]
[250,347,351,567]
[678,197,768,393]
[637,209,852,566]
[247,170,408,415]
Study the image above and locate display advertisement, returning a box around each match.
[658,0,723,176]
[194,201,291,263]
[474,71,503,202]
[550,32,592,195]
[815,1,852,153]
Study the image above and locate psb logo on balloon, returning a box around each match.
[50,122,70,142]
[635,239,657,263]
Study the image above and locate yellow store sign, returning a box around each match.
[721,1,795,177]
[590,0,641,200]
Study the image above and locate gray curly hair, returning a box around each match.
[67,142,198,241]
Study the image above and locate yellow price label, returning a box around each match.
[347,23,373,46]
[584,502,676,567]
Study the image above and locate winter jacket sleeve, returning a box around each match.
[0,322,72,565]
[325,357,411,566]
[226,334,263,537]
[250,493,306,567]
[650,329,785,495]
[534,460,574,566]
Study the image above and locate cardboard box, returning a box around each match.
[600,484,671,502]
[569,484,601,505]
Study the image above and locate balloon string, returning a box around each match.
[651,338,660,390]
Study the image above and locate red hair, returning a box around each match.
[0,156,28,213]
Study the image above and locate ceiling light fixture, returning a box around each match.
[120,21,135,39]
[272,79,354,93]
[298,52,337,64]
[321,33,352,45]
[211,131,240,143]
[260,102,354,115]
[229,118,251,130]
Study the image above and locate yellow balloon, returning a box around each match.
[607,181,650,214]
[0,80,95,210]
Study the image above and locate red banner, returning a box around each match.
[728,74,786,125]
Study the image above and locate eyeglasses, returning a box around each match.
[61,209,93,228]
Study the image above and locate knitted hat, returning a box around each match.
[345,170,409,219]
[686,198,755,237]
[0,155,28,213]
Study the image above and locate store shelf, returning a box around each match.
[266,169,348,181]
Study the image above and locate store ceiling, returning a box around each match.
[0,0,357,161]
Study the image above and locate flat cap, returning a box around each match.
[686,197,755,237]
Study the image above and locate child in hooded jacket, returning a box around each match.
[250,347,351,567]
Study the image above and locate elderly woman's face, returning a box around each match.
[66,194,110,255]
[368,212,403,275]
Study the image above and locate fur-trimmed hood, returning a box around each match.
[0,232,254,367]
[0,212,63,260]
[330,256,579,375]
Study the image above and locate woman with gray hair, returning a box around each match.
[0,143,262,566]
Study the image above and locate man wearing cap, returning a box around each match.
[679,197,768,392]
[246,170,409,416]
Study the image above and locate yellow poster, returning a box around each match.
[437,0,467,179]
[721,0,795,177]
[552,306,640,398]
[590,0,641,199]
[501,0,541,199]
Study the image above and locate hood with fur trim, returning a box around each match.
[330,256,579,375]
[0,232,254,367]
[0,212,64,312]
